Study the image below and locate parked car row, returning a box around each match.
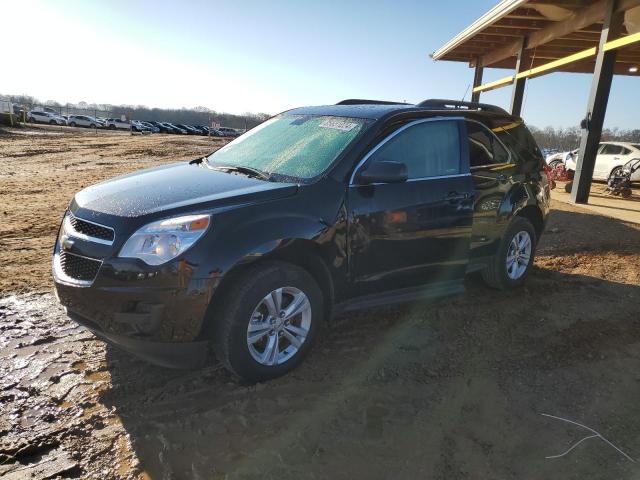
[545,142,640,182]
[26,110,241,137]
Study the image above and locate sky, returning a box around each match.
[3,0,639,129]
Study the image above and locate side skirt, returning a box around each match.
[334,280,465,315]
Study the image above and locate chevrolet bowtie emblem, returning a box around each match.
[60,234,75,251]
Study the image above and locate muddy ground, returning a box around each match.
[1,126,640,479]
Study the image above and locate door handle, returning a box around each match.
[446,191,469,202]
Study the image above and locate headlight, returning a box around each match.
[118,214,210,265]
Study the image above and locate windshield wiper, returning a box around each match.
[209,164,271,181]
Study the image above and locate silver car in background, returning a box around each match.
[67,115,102,128]
[27,111,67,125]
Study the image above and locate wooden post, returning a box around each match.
[510,37,529,117]
[471,60,484,103]
[571,0,624,204]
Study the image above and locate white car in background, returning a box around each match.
[67,115,102,128]
[565,142,640,181]
[546,149,578,168]
[105,118,131,130]
[27,111,67,125]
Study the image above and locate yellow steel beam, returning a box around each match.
[471,31,640,93]
[515,47,596,79]
[472,75,514,93]
[604,31,640,51]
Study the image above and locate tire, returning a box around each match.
[609,166,624,180]
[549,160,563,169]
[564,181,573,193]
[69,122,76,127]
[49,120,56,125]
[90,124,96,128]
[621,188,632,198]
[212,261,323,383]
[481,216,537,290]
[108,124,116,130]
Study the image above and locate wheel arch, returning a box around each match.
[201,239,335,338]
[515,204,544,239]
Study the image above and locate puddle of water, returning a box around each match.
[85,371,110,382]
[72,360,87,371]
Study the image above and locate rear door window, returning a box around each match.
[601,144,623,155]
[466,121,510,167]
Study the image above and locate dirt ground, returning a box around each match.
[0,125,228,294]
[1,126,640,479]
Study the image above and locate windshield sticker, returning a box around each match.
[319,119,358,132]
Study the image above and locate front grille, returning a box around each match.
[59,250,102,282]
[68,213,114,242]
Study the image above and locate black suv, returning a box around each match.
[53,99,550,383]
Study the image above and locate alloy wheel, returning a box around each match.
[246,286,311,366]
[506,231,532,280]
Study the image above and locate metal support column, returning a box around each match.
[510,38,529,117]
[471,60,483,103]
[571,0,623,203]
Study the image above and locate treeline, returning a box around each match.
[529,125,640,151]
[2,94,271,130]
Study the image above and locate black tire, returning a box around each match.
[108,124,116,130]
[212,261,323,383]
[90,124,96,128]
[69,121,76,127]
[621,188,632,198]
[49,120,56,125]
[549,160,563,169]
[481,216,537,290]
[564,181,573,193]
[609,166,624,180]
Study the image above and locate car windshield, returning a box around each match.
[205,114,369,182]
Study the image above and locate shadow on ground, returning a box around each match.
[97,206,640,479]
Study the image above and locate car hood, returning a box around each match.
[72,161,298,219]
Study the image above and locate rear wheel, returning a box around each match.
[481,217,537,290]
[609,166,624,180]
[212,261,323,383]
[69,121,76,127]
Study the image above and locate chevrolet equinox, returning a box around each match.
[53,99,550,383]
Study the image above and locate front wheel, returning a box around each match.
[549,160,563,169]
[212,261,323,383]
[482,217,537,290]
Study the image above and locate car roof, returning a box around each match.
[285,104,418,120]
[284,99,517,123]
[603,141,639,148]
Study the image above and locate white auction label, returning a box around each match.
[319,119,358,132]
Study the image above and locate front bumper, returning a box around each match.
[67,310,208,369]
[53,251,215,369]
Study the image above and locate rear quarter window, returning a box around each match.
[492,120,544,164]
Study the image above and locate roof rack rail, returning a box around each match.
[417,99,509,115]
[336,99,409,106]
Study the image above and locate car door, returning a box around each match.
[347,118,474,296]
[465,120,519,256]
[594,143,623,180]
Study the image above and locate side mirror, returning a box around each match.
[358,160,408,185]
